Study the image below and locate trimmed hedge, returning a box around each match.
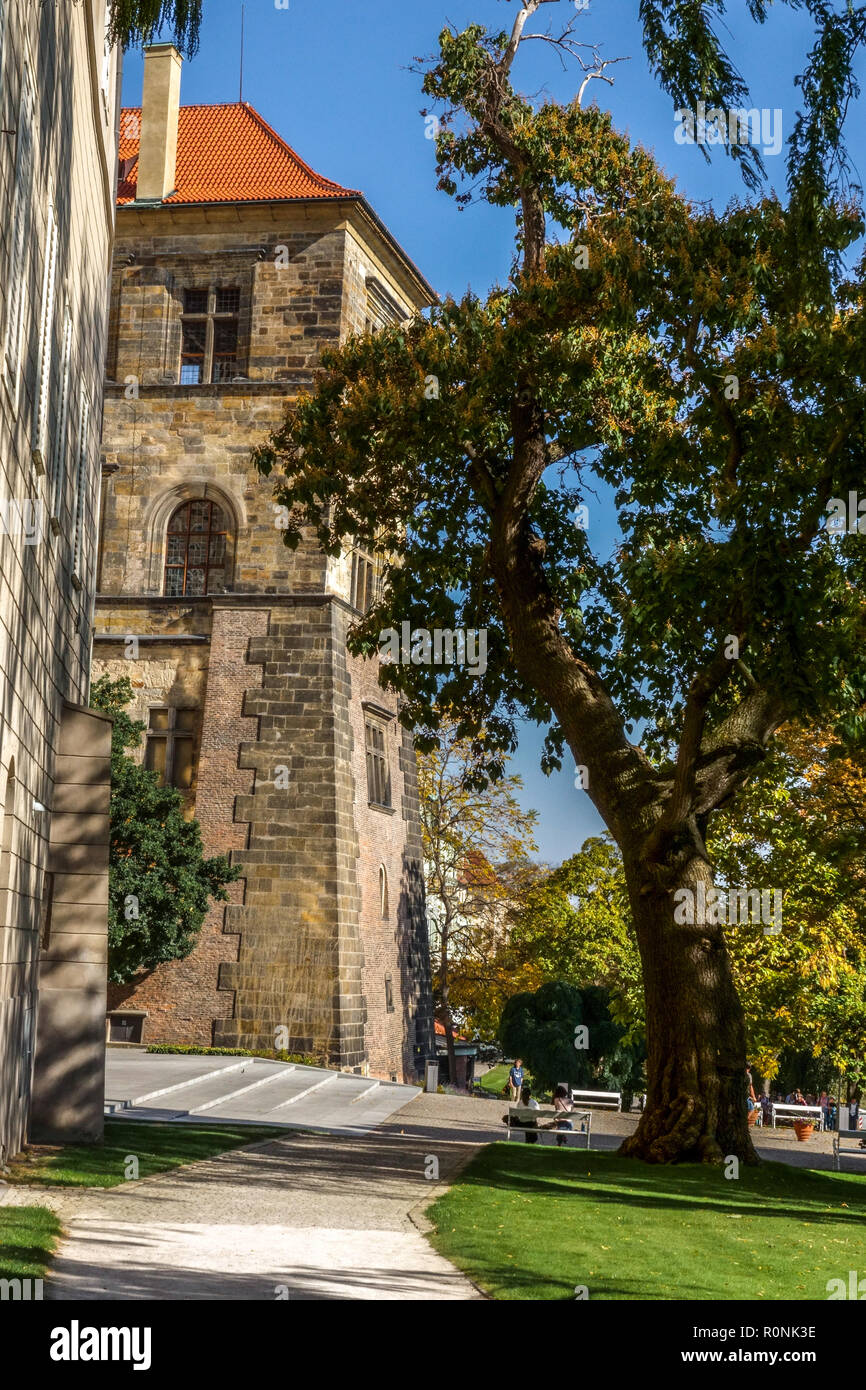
[145,1044,323,1066]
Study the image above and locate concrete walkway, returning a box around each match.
[1,1093,497,1301]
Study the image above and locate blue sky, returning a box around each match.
[123,0,865,864]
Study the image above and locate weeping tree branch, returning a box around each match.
[107,0,203,54]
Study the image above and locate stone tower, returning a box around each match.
[92,46,435,1082]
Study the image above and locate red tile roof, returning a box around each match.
[434,1020,467,1041]
[117,102,360,207]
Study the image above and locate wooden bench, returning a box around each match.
[834,1115,865,1170]
[503,1105,592,1149]
[569,1088,621,1112]
[771,1103,824,1131]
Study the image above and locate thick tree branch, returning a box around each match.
[486,505,655,841]
[645,643,740,860]
[692,685,788,813]
[499,0,558,76]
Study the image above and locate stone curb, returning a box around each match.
[405,1146,491,1299]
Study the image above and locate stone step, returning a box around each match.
[163,1060,296,1114]
[201,1069,343,1123]
[104,1052,252,1110]
[104,1049,418,1134]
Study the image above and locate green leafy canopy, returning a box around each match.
[499,979,645,1097]
[90,675,239,985]
[254,2,866,898]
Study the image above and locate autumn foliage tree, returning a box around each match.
[418,723,537,1084]
[490,779,866,1093]
[711,726,866,1089]
[452,839,642,1041]
[254,2,866,1161]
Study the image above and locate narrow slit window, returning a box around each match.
[350,545,377,614]
[72,394,90,583]
[365,718,391,808]
[51,307,72,516]
[4,65,35,400]
[379,864,389,919]
[32,204,58,468]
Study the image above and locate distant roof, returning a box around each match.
[117,101,361,207]
[434,1020,468,1042]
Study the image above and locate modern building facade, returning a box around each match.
[92,46,435,1082]
[0,0,118,1159]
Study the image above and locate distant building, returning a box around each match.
[426,850,512,968]
[92,46,434,1082]
[0,0,118,1160]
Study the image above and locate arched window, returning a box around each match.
[379,864,389,920]
[164,499,228,596]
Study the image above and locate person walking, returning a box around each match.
[508,1058,525,1103]
[745,1066,760,1124]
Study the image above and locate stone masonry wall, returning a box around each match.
[98,604,267,1043]
[93,197,434,1079]
[346,637,432,1081]
[0,0,117,1158]
[217,597,365,1066]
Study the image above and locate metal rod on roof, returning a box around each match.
[239,2,245,103]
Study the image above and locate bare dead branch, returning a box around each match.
[577,58,629,106]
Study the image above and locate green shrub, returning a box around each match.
[498,981,645,1096]
[145,1044,323,1066]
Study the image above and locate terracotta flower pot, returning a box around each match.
[793,1119,814,1142]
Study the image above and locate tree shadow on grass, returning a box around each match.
[0,1243,56,1275]
[442,1143,866,1228]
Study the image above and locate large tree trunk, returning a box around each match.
[618,854,759,1165]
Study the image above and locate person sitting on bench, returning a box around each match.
[503,1084,541,1141]
[550,1084,574,1146]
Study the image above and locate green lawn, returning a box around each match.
[477,1064,536,1097]
[6,1119,292,1188]
[426,1143,866,1300]
[0,1206,61,1281]
[477,1064,511,1096]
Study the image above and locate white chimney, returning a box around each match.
[136,44,183,203]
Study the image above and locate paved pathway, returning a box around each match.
[1,1093,499,1301]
